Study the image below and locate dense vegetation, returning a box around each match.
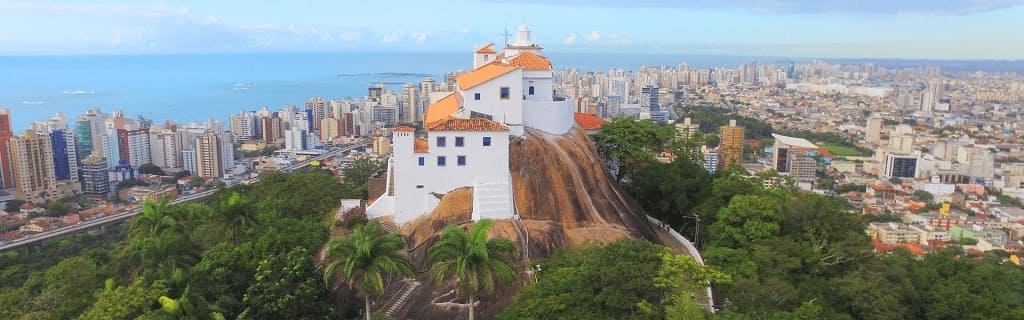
[677,105,774,140]
[0,171,345,319]
[588,119,1024,319]
[499,239,727,319]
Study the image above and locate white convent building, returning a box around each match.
[366,25,576,225]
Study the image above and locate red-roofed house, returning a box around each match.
[574,113,605,134]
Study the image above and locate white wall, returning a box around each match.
[390,130,510,224]
[523,99,574,135]
[460,69,523,126]
[522,71,553,102]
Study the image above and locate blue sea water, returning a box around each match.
[0,52,1020,132]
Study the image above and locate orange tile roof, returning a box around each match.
[475,43,496,54]
[456,63,519,90]
[574,113,605,130]
[392,126,415,132]
[414,138,429,153]
[425,118,510,132]
[424,93,460,124]
[508,52,552,71]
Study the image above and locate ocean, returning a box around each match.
[1,52,1020,132]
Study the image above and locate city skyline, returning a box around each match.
[0,0,1023,59]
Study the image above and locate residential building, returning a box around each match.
[868,222,920,244]
[195,131,223,178]
[320,115,341,142]
[865,117,882,144]
[719,119,745,169]
[0,108,14,188]
[80,154,110,196]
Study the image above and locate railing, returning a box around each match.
[645,214,715,312]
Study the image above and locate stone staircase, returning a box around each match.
[384,279,421,318]
[473,178,513,220]
[380,216,400,234]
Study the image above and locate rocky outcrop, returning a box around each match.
[364,126,669,319]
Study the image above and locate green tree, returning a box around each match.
[500,239,724,320]
[40,256,106,319]
[239,247,334,320]
[323,220,414,320]
[913,190,934,203]
[710,194,783,247]
[213,192,259,242]
[592,118,671,182]
[340,158,385,199]
[139,163,166,176]
[79,279,168,320]
[428,220,517,320]
[130,197,179,240]
[628,154,712,229]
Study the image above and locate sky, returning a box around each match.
[1,0,1023,59]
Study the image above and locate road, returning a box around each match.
[0,143,365,252]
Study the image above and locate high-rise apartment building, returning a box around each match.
[306,96,328,131]
[719,120,745,170]
[195,131,223,178]
[149,130,180,168]
[75,108,107,161]
[320,115,341,142]
[401,83,417,123]
[119,128,151,168]
[230,111,258,142]
[10,131,57,202]
[0,108,15,188]
[80,154,110,196]
[48,129,78,182]
[261,115,283,143]
[865,117,882,144]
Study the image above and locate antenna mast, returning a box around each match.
[504,23,509,46]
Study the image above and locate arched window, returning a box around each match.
[528,86,535,95]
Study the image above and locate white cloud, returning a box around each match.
[381,30,404,43]
[587,30,602,42]
[563,32,577,45]
[410,32,430,43]
[605,33,634,45]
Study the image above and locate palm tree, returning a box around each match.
[323,220,414,320]
[214,192,258,242]
[428,219,517,320]
[130,197,178,239]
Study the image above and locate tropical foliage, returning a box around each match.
[323,220,414,320]
[0,171,343,319]
[428,220,517,320]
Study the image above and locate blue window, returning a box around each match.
[500,87,510,99]
[457,156,466,166]
[455,137,464,147]
[483,136,492,146]
[436,136,446,147]
[418,157,424,166]
[528,86,535,95]
[437,156,446,166]
[474,93,481,100]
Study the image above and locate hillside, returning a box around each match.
[376,126,685,319]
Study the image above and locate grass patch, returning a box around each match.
[821,143,871,157]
